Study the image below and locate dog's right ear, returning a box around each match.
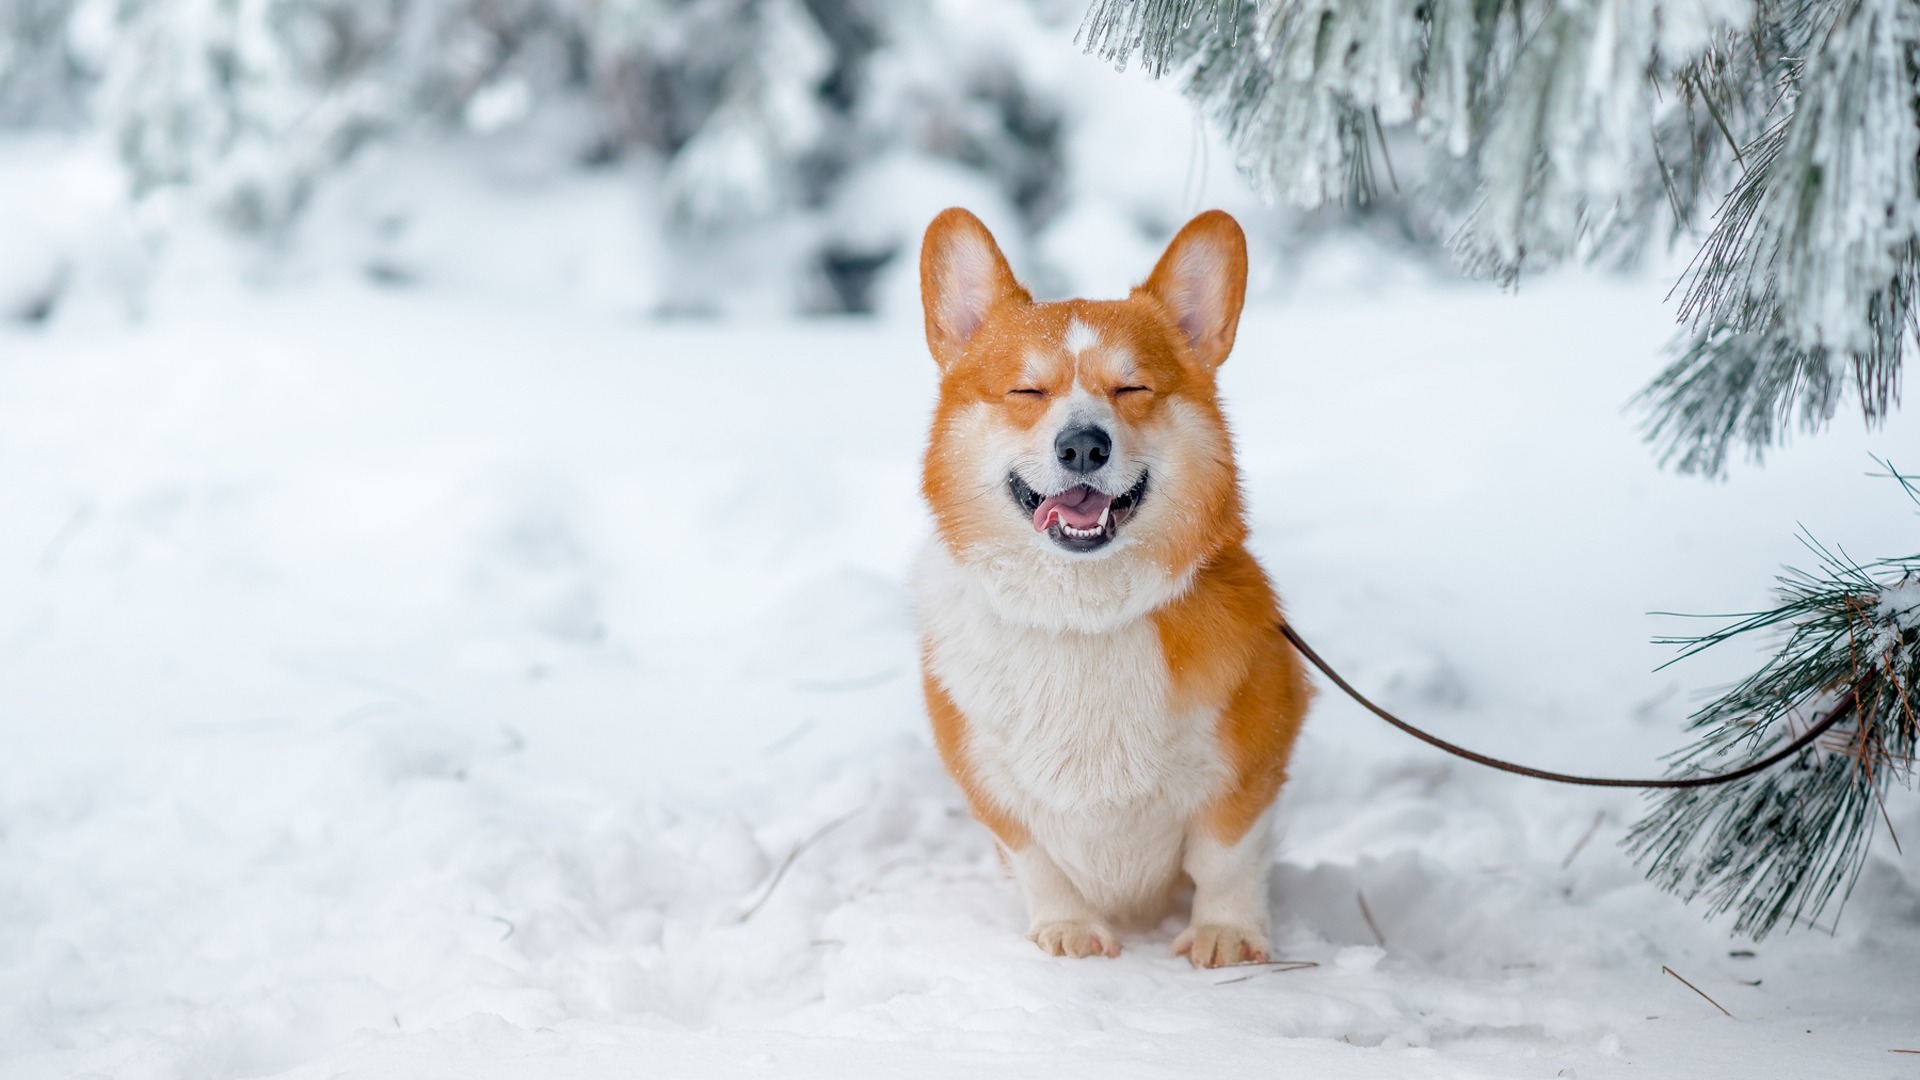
[920,208,1030,370]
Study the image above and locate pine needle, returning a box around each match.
[1356,890,1386,947]
[736,806,864,924]
[1562,810,1606,870]
[1213,959,1319,985]
[1662,966,1736,1019]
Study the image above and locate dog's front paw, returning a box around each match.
[1028,919,1121,959]
[1172,923,1269,968]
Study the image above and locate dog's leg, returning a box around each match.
[1172,816,1272,968]
[1012,845,1120,958]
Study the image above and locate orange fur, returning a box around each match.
[922,667,1031,850]
[1150,546,1313,842]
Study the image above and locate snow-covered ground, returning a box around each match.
[5,241,1920,1078]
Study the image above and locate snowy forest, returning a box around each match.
[1,0,1275,318]
[4,1,1920,1077]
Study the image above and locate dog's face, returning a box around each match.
[919,209,1250,595]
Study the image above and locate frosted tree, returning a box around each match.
[1080,0,1916,475]
[86,0,599,230]
[1078,0,1920,937]
[0,0,88,126]
[0,0,1069,311]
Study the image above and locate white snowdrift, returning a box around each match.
[2,268,1917,1079]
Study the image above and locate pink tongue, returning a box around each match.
[1033,485,1114,532]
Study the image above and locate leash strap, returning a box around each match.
[1276,621,1858,789]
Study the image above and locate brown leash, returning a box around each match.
[1277,621,1858,789]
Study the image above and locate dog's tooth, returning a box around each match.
[1098,505,1111,529]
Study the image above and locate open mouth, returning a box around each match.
[1008,471,1150,553]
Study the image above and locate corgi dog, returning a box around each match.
[912,208,1311,968]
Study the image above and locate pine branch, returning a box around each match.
[1082,0,1920,473]
[1627,508,1920,939]
[1077,0,1234,79]
[1634,0,1920,472]
[1639,255,1912,475]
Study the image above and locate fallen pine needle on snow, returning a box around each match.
[1561,810,1606,870]
[736,805,865,924]
[1214,960,1319,986]
[1356,889,1386,947]
[1662,965,1734,1019]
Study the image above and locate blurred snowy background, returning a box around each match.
[0,0,1433,326]
[4,2,1920,1078]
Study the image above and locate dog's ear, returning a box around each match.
[1137,210,1248,370]
[920,208,1030,370]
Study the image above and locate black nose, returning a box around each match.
[1054,425,1112,474]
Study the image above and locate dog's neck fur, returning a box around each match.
[949,537,1196,634]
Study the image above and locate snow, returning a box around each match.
[1881,578,1920,632]
[5,233,1920,1079]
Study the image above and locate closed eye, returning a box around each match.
[1115,386,1153,396]
[1007,388,1046,397]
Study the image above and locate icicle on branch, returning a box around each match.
[1626,470,1920,938]
[1078,0,1920,474]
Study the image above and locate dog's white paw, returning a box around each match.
[1028,919,1122,959]
[1172,923,1269,969]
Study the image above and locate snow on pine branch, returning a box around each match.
[1081,0,1920,474]
[1644,0,1920,474]
[1080,0,1742,253]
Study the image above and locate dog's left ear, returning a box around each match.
[1137,210,1248,370]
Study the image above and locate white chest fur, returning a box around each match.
[914,542,1228,916]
